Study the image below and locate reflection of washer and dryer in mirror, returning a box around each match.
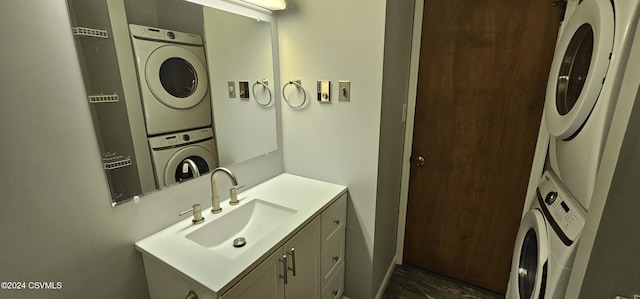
[508,0,640,298]
[129,24,218,189]
[147,128,217,188]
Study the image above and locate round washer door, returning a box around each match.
[544,0,613,139]
[509,209,549,299]
[163,145,215,186]
[145,45,209,109]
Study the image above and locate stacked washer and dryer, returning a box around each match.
[507,0,640,298]
[129,24,218,189]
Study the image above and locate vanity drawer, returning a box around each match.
[321,229,345,285]
[321,263,344,299]
[321,193,346,245]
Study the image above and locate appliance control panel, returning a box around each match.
[129,24,203,46]
[538,171,586,242]
[148,127,213,149]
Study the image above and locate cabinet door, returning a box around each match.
[222,250,285,299]
[284,217,321,299]
[142,255,217,299]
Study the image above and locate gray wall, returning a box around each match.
[563,15,640,299]
[0,1,283,298]
[277,0,415,297]
[576,75,640,298]
[276,0,386,298]
[372,0,415,295]
[0,0,415,298]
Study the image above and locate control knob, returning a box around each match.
[544,191,558,205]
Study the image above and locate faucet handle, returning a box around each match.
[229,185,245,205]
[179,204,205,224]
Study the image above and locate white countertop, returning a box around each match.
[135,173,347,295]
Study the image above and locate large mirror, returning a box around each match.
[205,7,277,166]
[67,0,278,206]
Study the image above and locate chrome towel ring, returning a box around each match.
[282,79,307,109]
[252,79,272,107]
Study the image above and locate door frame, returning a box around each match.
[394,0,559,265]
[394,0,423,265]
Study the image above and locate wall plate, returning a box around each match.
[317,80,330,102]
[239,81,250,100]
[228,81,236,98]
[338,80,350,102]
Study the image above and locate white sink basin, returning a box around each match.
[186,198,297,259]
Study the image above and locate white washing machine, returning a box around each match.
[545,0,640,210]
[130,24,212,136]
[148,127,218,188]
[506,171,586,299]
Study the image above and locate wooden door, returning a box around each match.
[403,0,562,293]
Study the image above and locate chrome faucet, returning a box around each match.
[210,167,240,214]
[182,159,200,178]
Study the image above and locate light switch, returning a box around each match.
[339,80,350,102]
[317,80,330,102]
[228,81,236,98]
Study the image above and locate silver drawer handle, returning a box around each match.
[287,248,297,276]
[279,255,288,284]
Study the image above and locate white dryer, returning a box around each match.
[148,127,218,188]
[506,171,586,299]
[130,24,212,136]
[545,0,640,210]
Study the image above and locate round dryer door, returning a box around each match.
[509,209,549,299]
[163,145,215,187]
[146,45,209,109]
[544,0,613,139]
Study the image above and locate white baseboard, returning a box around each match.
[374,259,397,299]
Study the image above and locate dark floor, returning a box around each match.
[382,264,505,299]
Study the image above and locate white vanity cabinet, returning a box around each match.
[136,174,347,299]
[224,193,346,299]
[223,217,320,299]
[320,195,346,298]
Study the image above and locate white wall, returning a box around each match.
[0,1,283,298]
[276,0,389,298]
